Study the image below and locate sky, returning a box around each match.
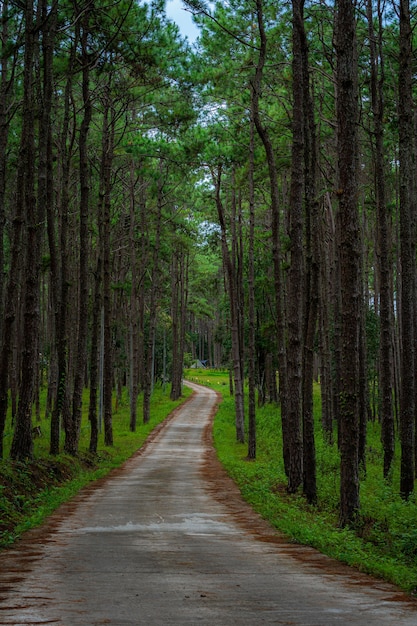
[165,0,201,43]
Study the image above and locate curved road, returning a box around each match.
[0,381,416,625]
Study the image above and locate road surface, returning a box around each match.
[0,381,416,625]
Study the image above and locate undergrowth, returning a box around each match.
[186,369,417,595]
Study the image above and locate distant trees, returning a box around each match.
[1,0,417,525]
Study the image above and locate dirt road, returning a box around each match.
[0,381,416,625]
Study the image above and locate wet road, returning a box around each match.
[0,381,416,625]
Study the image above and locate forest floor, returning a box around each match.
[0,453,106,547]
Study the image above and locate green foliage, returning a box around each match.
[185,370,417,595]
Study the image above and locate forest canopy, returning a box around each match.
[0,0,416,527]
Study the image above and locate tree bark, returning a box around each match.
[128,161,140,431]
[301,5,318,505]
[398,0,415,499]
[68,9,92,455]
[0,0,12,347]
[99,84,115,447]
[0,3,19,458]
[286,0,305,493]
[170,249,188,401]
[170,251,182,400]
[88,256,101,454]
[48,41,75,455]
[335,0,361,526]
[247,92,256,460]
[212,166,245,443]
[253,0,289,470]
[143,168,163,423]
[10,0,39,460]
[366,0,394,478]
[319,194,334,443]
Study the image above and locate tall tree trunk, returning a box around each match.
[142,286,158,425]
[171,249,188,401]
[170,251,182,400]
[398,0,415,499]
[358,295,368,472]
[88,256,101,453]
[99,85,115,447]
[10,0,39,460]
[319,194,335,443]
[68,9,92,455]
[143,172,163,424]
[286,0,305,493]
[333,211,342,450]
[137,186,147,393]
[0,0,17,457]
[48,43,75,455]
[129,161,140,431]
[181,257,189,385]
[0,0,12,346]
[212,166,245,443]
[234,186,245,405]
[301,13,318,505]
[37,0,56,422]
[366,0,394,478]
[253,0,289,470]
[247,93,256,461]
[335,0,361,526]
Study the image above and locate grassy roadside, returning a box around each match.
[0,384,192,549]
[185,369,417,596]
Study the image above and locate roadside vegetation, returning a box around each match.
[2,370,417,596]
[0,385,192,550]
[185,369,417,595]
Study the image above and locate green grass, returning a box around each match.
[0,383,192,549]
[185,369,417,595]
